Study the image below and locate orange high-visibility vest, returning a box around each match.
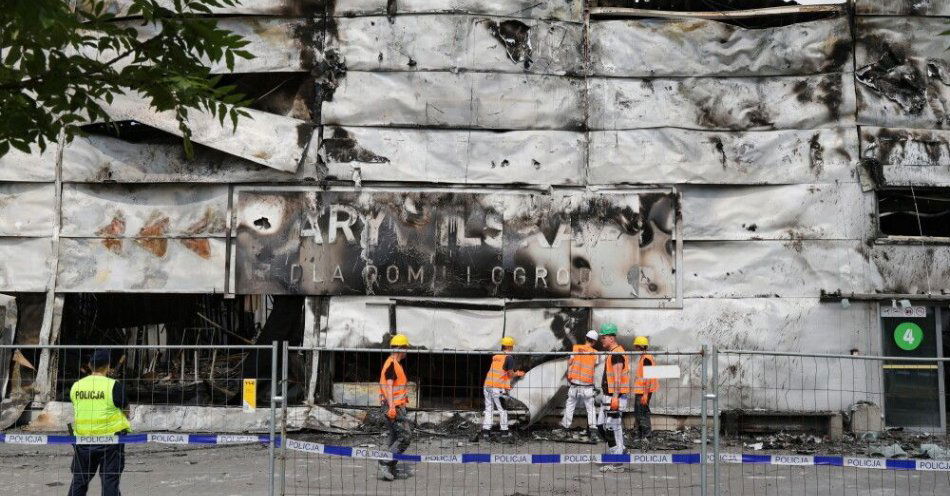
[605,344,631,395]
[634,354,659,395]
[379,356,409,407]
[567,344,597,385]
[484,354,513,390]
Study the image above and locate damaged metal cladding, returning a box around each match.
[235,189,677,299]
[485,19,533,69]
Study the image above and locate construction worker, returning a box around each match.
[68,349,131,496]
[476,336,525,441]
[554,330,600,441]
[378,334,412,481]
[633,336,659,446]
[596,323,630,459]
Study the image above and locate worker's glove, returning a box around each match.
[610,397,620,411]
[386,407,397,420]
[639,395,649,406]
[514,371,526,378]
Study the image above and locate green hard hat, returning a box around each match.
[599,323,618,336]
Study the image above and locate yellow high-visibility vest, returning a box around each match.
[70,376,131,436]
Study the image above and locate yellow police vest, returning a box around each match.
[70,375,131,436]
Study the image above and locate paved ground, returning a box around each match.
[2,433,949,495]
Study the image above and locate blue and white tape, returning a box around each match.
[0,433,275,446]
[284,439,950,472]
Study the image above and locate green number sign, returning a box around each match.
[893,322,924,351]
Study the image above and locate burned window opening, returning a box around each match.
[53,294,298,406]
[82,121,179,144]
[878,188,950,238]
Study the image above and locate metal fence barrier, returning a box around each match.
[0,343,281,496]
[713,349,950,496]
[5,343,950,495]
[279,346,708,495]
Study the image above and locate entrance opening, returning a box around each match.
[877,188,950,238]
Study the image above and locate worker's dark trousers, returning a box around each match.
[68,443,125,496]
[634,395,652,439]
[379,407,412,469]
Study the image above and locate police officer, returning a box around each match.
[68,349,131,496]
[378,334,412,481]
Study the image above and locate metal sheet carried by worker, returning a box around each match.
[234,189,676,299]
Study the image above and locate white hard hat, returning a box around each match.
[585,330,599,341]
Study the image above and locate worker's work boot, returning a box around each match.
[379,463,395,481]
[587,427,601,444]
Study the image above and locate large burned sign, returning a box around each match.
[234,190,676,299]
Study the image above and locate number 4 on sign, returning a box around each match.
[893,322,923,351]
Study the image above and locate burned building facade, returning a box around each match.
[0,0,949,431]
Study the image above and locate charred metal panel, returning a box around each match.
[855,17,950,129]
[333,0,584,22]
[868,245,950,295]
[684,240,877,298]
[587,73,856,130]
[56,238,226,292]
[861,127,950,186]
[102,92,312,173]
[503,307,591,352]
[60,135,321,183]
[680,183,873,241]
[396,303,504,349]
[321,127,584,185]
[861,127,950,167]
[0,239,52,292]
[60,184,228,238]
[322,296,392,348]
[99,0,333,17]
[330,15,584,75]
[234,189,676,299]
[589,128,858,185]
[591,17,852,77]
[0,183,55,236]
[323,72,585,129]
[595,298,877,355]
[855,0,950,16]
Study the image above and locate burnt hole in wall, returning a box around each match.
[486,20,533,69]
[82,121,178,144]
[878,188,950,238]
[320,128,390,164]
[215,73,315,121]
[56,294,304,406]
[592,1,841,28]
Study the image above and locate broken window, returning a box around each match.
[877,188,950,238]
[592,1,843,28]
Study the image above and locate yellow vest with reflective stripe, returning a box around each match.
[70,375,131,436]
[484,354,513,390]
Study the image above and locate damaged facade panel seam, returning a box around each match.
[590,17,853,78]
[330,0,585,23]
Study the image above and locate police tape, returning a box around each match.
[283,438,950,472]
[0,433,275,445]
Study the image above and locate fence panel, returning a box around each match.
[713,350,950,496]
[0,344,279,496]
[281,346,707,495]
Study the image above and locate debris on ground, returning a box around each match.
[869,443,907,458]
[919,444,950,460]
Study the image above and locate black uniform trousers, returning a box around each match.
[68,443,125,496]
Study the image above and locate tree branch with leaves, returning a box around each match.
[0,0,254,157]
